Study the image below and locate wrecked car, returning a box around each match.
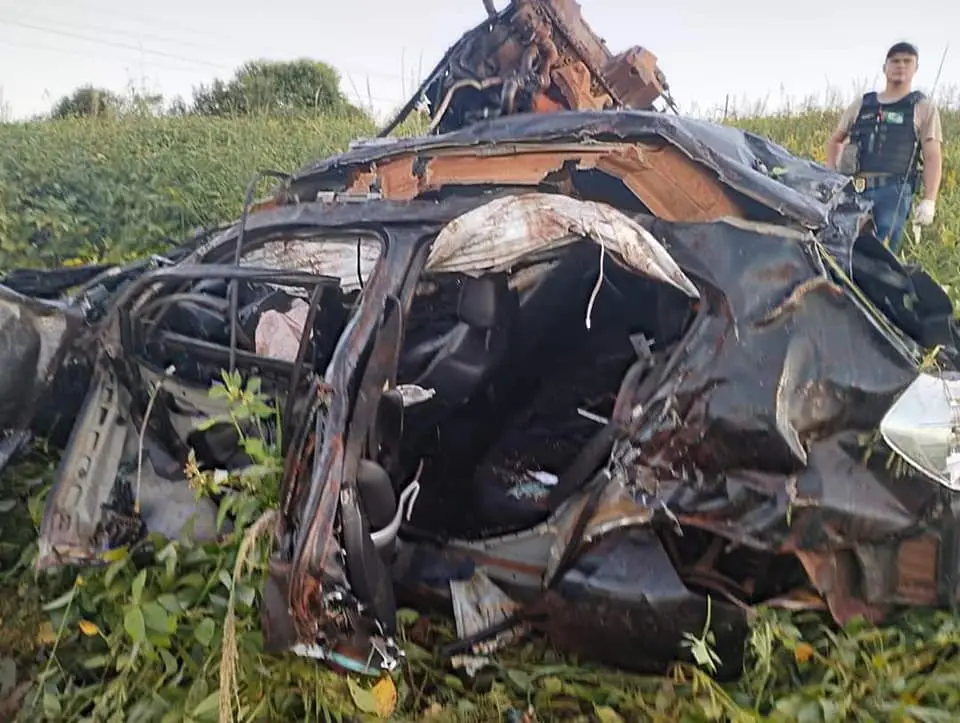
[3,0,960,684]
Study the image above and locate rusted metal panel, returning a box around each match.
[595,144,743,221]
[893,535,939,605]
[796,550,889,625]
[343,144,743,222]
[603,48,664,110]
[422,152,593,190]
[551,61,607,110]
[376,161,421,200]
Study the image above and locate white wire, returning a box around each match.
[585,237,606,330]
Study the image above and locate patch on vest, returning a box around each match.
[882,110,906,124]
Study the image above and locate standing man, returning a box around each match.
[826,41,943,254]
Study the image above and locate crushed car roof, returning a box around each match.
[282,110,869,265]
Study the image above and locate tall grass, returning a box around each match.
[0,113,373,267]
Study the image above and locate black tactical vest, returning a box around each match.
[849,90,924,177]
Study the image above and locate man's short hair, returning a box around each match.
[887,42,919,60]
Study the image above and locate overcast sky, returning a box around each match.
[0,0,956,121]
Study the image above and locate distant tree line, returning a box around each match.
[48,59,367,121]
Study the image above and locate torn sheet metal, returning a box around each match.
[630,215,927,549]
[7,0,960,685]
[339,143,744,222]
[428,193,699,299]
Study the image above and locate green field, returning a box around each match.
[1,107,960,722]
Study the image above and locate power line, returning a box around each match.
[23,2,236,54]
[0,35,408,108]
[0,35,206,74]
[6,10,231,59]
[40,0,249,46]
[5,6,413,83]
[0,12,415,110]
[0,16,234,71]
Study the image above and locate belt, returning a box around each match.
[851,174,908,193]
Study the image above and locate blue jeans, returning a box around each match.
[861,181,914,255]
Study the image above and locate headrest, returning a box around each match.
[457,275,508,329]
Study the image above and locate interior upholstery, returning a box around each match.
[413,273,519,403]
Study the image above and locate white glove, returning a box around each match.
[914,199,936,226]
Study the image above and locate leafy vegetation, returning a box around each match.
[44,60,364,122]
[189,60,361,119]
[1,104,960,721]
[49,87,128,121]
